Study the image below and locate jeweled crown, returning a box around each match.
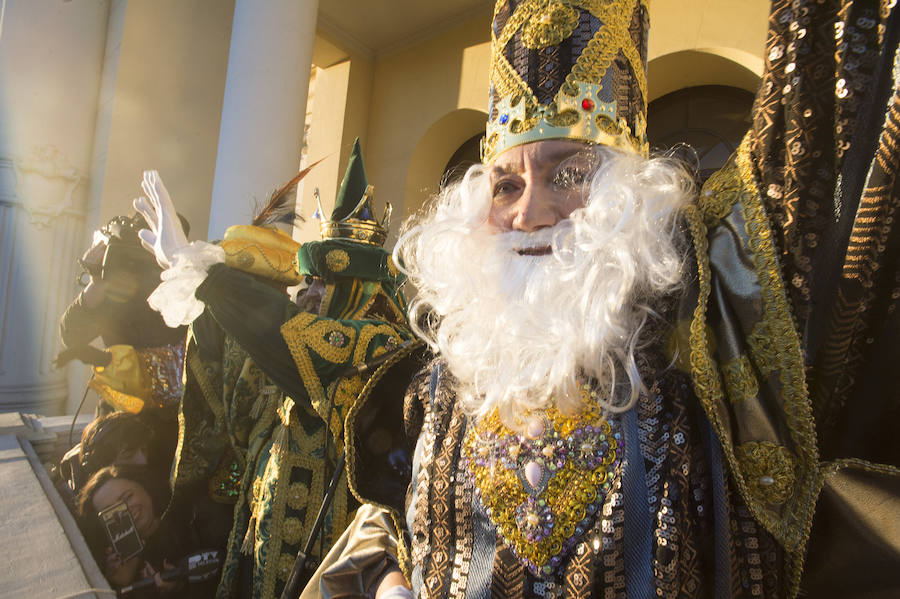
[482,0,650,163]
[316,139,391,247]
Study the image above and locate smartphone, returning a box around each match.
[98,500,144,562]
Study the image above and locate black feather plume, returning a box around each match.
[252,157,325,227]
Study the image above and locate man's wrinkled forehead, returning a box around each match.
[488,140,596,176]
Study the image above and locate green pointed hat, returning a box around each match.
[297,139,401,284]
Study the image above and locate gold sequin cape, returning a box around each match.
[168,264,412,599]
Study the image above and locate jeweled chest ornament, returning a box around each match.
[464,392,622,576]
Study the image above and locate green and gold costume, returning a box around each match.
[168,142,414,598]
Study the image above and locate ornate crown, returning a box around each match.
[316,184,391,247]
[315,139,391,247]
[299,139,402,284]
[482,0,650,163]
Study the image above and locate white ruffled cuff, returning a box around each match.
[147,241,225,327]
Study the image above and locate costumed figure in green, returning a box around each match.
[139,141,414,599]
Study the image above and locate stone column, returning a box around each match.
[207,0,320,239]
[0,0,110,415]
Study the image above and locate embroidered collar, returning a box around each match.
[464,390,623,576]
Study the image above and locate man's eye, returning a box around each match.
[492,181,517,197]
[553,167,589,188]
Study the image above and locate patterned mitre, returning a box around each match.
[482,0,650,163]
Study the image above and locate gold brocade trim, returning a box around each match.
[281,311,407,449]
[521,3,580,49]
[259,420,349,597]
[281,312,354,421]
[390,510,414,583]
[327,375,364,450]
[190,350,226,423]
[746,320,779,377]
[567,0,646,107]
[342,282,408,326]
[354,322,404,366]
[721,354,759,404]
[736,441,796,504]
[688,136,819,553]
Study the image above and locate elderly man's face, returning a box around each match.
[488,140,595,233]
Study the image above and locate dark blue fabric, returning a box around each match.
[701,413,732,599]
[621,407,653,598]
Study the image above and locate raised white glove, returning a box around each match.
[132,170,224,327]
[133,170,189,269]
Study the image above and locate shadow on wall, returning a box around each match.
[402,108,488,230]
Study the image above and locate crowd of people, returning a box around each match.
[47,0,900,597]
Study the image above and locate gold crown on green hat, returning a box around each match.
[314,138,392,247]
[315,185,392,247]
[482,0,650,163]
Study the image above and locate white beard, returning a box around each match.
[395,147,693,425]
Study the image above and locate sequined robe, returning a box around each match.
[392,354,785,599]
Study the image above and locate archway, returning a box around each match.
[648,85,755,182]
[402,108,487,223]
[647,49,762,102]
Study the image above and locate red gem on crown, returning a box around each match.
[581,98,595,111]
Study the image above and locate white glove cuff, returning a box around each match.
[378,586,414,599]
[147,241,225,327]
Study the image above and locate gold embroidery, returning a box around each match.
[285,482,308,510]
[325,249,350,273]
[276,554,295,582]
[736,441,796,505]
[328,375,365,450]
[722,354,759,404]
[465,400,621,575]
[521,2,580,49]
[688,136,819,552]
[282,517,303,545]
[485,0,649,161]
[746,320,779,377]
[567,0,645,105]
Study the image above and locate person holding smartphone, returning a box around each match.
[76,465,209,597]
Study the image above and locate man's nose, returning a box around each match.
[510,184,558,231]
